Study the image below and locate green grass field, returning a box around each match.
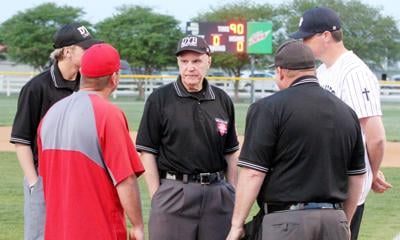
[0,94,399,239]
[0,152,399,239]
[1,95,399,141]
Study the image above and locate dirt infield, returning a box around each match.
[1,126,399,167]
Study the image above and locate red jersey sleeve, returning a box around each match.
[91,96,144,185]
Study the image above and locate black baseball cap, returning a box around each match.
[175,35,211,56]
[53,22,102,49]
[273,40,315,70]
[290,7,341,39]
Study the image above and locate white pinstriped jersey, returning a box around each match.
[317,50,382,205]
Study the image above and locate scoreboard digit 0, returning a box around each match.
[186,21,272,54]
[186,21,246,53]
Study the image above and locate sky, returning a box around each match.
[0,0,399,29]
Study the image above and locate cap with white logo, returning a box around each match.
[290,7,341,39]
[53,22,102,49]
[175,35,211,56]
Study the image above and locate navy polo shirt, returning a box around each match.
[238,76,366,203]
[136,76,239,174]
[10,62,80,169]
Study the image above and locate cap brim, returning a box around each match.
[289,31,315,39]
[76,39,103,49]
[176,48,208,56]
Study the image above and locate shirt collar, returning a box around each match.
[50,61,80,90]
[173,76,216,100]
[290,75,318,87]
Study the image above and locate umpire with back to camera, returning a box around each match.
[136,35,240,240]
[226,40,366,240]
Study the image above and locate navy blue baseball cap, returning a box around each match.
[290,7,341,39]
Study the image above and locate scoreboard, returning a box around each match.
[186,21,272,54]
[186,21,247,53]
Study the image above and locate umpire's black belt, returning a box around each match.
[264,202,343,214]
[160,171,224,184]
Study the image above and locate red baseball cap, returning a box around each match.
[81,43,120,78]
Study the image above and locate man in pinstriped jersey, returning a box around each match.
[290,6,392,240]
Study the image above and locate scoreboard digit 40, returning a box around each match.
[186,21,272,54]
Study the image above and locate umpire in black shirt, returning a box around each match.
[136,35,239,240]
[226,40,366,240]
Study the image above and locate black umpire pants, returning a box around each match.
[350,204,365,240]
[149,179,235,240]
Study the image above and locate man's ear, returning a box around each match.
[322,31,332,43]
[109,72,119,88]
[63,47,72,58]
[277,67,285,81]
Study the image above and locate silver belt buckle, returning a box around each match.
[199,173,211,184]
[166,172,176,180]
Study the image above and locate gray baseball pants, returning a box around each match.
[149,179,235,240]
[23,177,45,240]
[261,209,349,240]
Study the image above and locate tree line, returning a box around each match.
[0,0,399,76]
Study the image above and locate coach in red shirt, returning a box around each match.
[38,43,145,240]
